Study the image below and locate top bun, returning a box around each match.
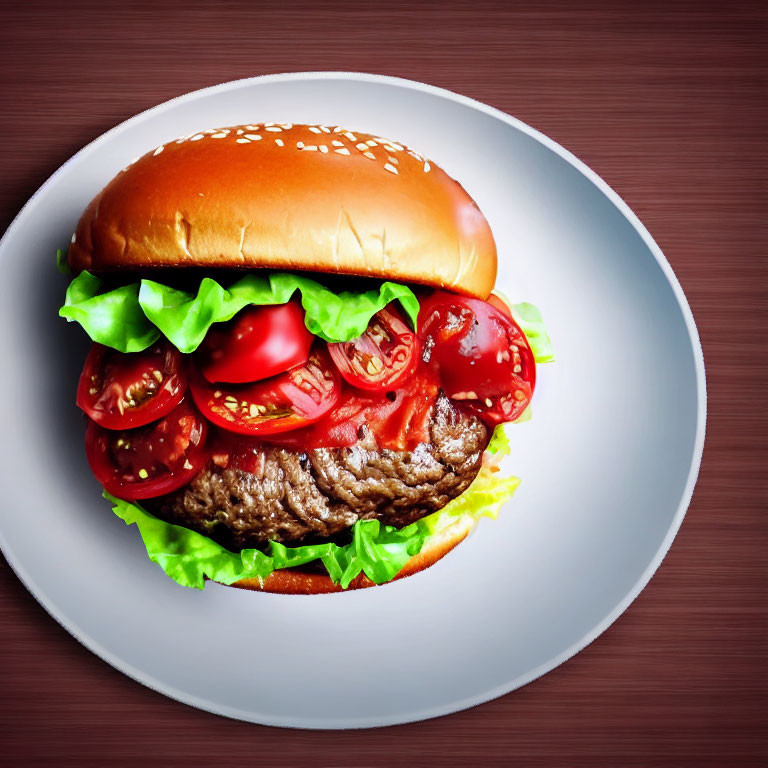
[69,123,497,299]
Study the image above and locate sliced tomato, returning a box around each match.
[190,347,341,436]
[265,366,440,452]
[85,402,208,500]
[77,341,186,430]
[418,290,536,424]
[328,307,419,392]
[198,302,313,384]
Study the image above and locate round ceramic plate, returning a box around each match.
[0,73,705,728]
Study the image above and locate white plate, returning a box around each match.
[0,73,705,728]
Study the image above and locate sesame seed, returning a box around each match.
[153,145,164,156]
[264,122,276,126]
[296,141,305,149]
[244,133,260,140]
[334,148,351,155]
[424,161,431,172]
[70,233,76,244]
[363,151,376,160]
[236,129,245,135]
[319,145,328,153]
[344,132,357,141]
[183,460,193,470]
[265,126,282,132]
[366,140,377,147]
[236,138,250,144]
[319,125,331,133]
[366,356,384,374]
[384,163,398,174]
[280,122,293,129]
[451,391,479,400]
[211,132,228,138]
[388,156,398,164]
[333,126,344,133]
[275,138,284,146]
[485,398,494,407]
[245,124,259,130]
[302,145,318,151]
[308,126,322,134]
[356,143,368,151]
[190,134,204,141]
[331,140,344,147]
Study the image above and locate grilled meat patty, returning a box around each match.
[148,396,489,549]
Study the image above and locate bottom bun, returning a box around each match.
[228,516,475,595]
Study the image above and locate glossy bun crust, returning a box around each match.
[229,516,474,594]
[69,123,497,299]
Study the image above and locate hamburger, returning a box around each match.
[59,122,553,593]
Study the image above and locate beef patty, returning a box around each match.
[147,395,489,549]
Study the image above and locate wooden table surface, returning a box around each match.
[1,1,765,765]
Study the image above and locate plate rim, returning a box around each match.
[0,71,707,729]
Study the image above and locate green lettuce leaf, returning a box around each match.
[60,273,161,353]
[510,302,555,363]
[103,427,519,590]
[60,270,420,354]
[108,492,250,588]
[139,272,420,353]
[433,465,520,524]
[486,421,511,454]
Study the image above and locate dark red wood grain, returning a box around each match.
[0,1,765,765]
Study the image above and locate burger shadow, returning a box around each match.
[0,258,106,618]
[35,266,94,486]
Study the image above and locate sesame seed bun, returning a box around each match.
[229,515,474,594]
[69,123,497,299]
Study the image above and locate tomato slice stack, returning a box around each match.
[77,340,202,498]
[76,292,538,501]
